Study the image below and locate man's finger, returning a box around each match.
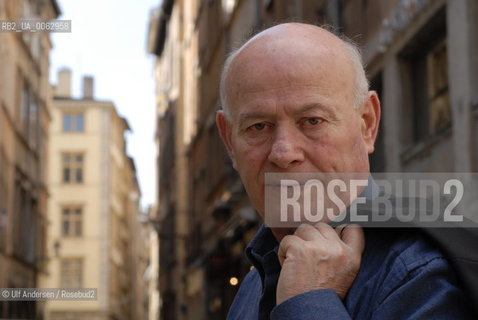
[340,224,365,253]
[314,222,340,240]
[334,224,349,239]
[294,223,324,241]
[277,235,302,266]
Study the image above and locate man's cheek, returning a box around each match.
[310,146,335,164]
[240,150,263,168]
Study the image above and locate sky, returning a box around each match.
[50,0,160,209]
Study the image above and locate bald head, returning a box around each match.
[220,23,369,120]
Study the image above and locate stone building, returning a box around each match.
[41,70,147,320]
[149,0,477,319]
[0,0,60,318]
[148,1,186,319]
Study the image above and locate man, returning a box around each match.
[216,23,473,319]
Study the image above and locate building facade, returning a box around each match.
[42,70,147,320]
[145,204,161,320]
[0,0,60,318]
[149,0,478,319]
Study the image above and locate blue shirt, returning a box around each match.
[226,226,475,319]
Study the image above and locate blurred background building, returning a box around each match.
[41,70,148,320]
[0,0,60,318]
[148,0,477,319]
[0,1,158,319]
[1,0,157,320]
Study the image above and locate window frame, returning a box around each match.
[398,7,450,148]
[60,205,83,237]
[60,257,83,288]
[61,152,85,184]
[62,112,85,133]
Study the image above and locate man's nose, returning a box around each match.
[267,128,305,169]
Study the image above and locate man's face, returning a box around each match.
[217,25,380,218]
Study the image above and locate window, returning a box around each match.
[427,40,450,133]
[409,38,451,142]
[20,81,30,138]
[62,153,84,183]
[12,174,37,264]
[63,113,85,132]
[18,78,40,150]
[400,8,450,145]
[60,258,83,288]
[29,95,39,151]
[61,205,83,237]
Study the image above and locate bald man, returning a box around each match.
[216,23,473,319]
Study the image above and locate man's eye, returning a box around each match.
[251,123,266,131]
[306,118,323,125]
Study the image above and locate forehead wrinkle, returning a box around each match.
[234,84,326,99]
[232,82,345,113]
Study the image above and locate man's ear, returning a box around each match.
[216,110,237,169]
[360,91,381,154]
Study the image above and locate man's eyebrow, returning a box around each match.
[237,111,270,127]
[293,103,339,118]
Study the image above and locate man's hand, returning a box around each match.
[276,223,365,305]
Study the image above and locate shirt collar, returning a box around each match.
[245,225,278,276]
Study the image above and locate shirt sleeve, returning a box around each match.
[270,257,475,319]
[371,256,475,319]
[270,289,351,320]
